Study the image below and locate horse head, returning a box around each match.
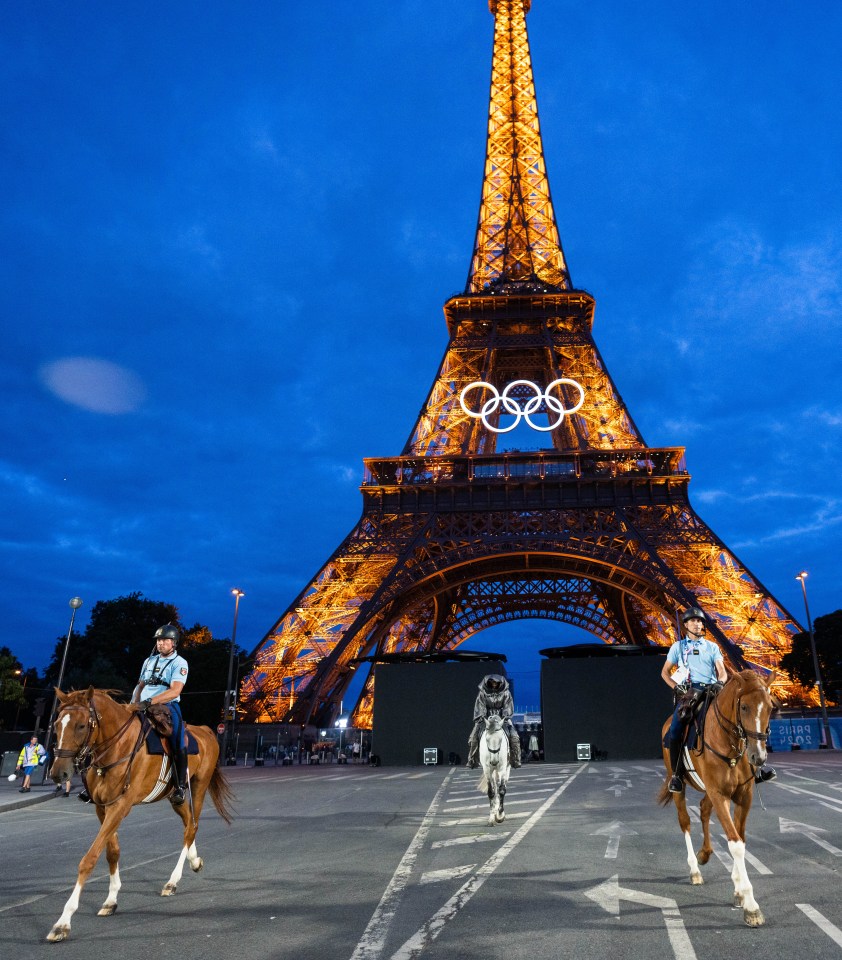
[48,687,128,786]
[724,670,775,768]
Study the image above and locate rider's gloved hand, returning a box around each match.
[131,701,150,713]
[675,682,690,695]
[709,682,724,694]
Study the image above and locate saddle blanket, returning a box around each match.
[145,728,200,756]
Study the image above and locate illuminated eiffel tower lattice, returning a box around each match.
[242,0,804,728]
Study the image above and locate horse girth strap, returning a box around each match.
[85,699,156,806]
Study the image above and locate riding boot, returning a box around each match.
[754,766,777,784]
[668,740,684,793]
[466,740,480,769]
[508,729,522,768]
[170,750,189,805]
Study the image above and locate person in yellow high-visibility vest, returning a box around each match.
[15,736,46,792]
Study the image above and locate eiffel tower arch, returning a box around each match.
[242,0,803,729]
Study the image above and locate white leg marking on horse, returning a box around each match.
[728,839,762,922]
[188,840,203,872]
[684,830,702,884]
[49,881,82,939]
[105,866,121,905]
[162,846,189,896]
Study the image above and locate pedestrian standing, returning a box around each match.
[15,736,46,792]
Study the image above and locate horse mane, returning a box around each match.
[58,688,129,708]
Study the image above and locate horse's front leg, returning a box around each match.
[697,793,713,866]
[672,790,703,884]
[496,773,507,823]
[710,789,763,927]
[47,799,131,942]
[97,819,121,917]
[486,774,496,827]
[162,791,203,896]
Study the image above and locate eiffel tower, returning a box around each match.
[242,0,803,729]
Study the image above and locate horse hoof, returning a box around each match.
[691,873,704,886]
[697,850,711,865]
[161,883,177,897]
[97,904,118,916]
[496,814,506,823]
[46,926,69,942]
[744,909,765,927]
[191,858,204,873]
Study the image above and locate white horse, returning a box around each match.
[477,715,511,825]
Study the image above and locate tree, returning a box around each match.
[0,647,25,729]
[45,592,180,696]
[779,609,842,705]
[179,624,248,727]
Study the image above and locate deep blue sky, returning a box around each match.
[2,1,840,709]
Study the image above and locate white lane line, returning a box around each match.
[419,865,475,886]
[437,812,530,827]
[773,781,842,812]
[0,850,183,914]
[797,903,842,947]
[386,764,587,960]
[431,832,511,849]
[349,769,455,960]
[382,773,411,780]
[406,773,432,779]
[445,787,552,804]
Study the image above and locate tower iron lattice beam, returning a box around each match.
[241,0,806,731]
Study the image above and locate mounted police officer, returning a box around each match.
[661,607,775,793]
[132,624,190,804]
[466,674,522,770]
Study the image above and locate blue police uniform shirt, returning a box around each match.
[666,636,722,685]
[139,652,189,702]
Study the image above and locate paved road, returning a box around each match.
[2,755,842,959]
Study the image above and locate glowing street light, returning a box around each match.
[222,589,244,764]
[43,597,83,765]
[795,572,833,749]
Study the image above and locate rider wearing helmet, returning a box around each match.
[133,624,190,804]
[466,674,522,770]
[661,607,775,793]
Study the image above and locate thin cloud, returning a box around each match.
[38,357,147,414]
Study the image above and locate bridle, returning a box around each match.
[706,685,770,770]
[53,695,152,805]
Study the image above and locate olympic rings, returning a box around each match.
[459,378,585,433]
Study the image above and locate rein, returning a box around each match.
[57,696,153,806]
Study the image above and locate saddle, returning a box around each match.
[678,689,716,753]
[146,728,199,757]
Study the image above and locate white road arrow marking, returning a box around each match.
[605,783,631,797]
[780,817,842,856]
[589,821,638,859]
[585,876,696,960]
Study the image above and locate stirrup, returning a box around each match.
[78,790,92,803]
[755,767,777,784]
[668,774,684,793]
[170,786,186,805]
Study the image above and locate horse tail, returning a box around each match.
[478,772,488,793]
[208,766,236,824]
[656,780,673,807]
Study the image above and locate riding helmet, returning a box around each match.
[154,623,181,645]
[681,607,707,624]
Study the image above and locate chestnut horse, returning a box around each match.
[658,670,775,926]
[46,688,234,942]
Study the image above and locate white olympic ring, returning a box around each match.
[459,378,585,433]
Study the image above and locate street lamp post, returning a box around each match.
[796,572,833,749]
[42,597,84,769]
[222,589,244,764]
[13,669,28,731]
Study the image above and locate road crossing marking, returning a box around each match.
[780,817,842,856]
[379,764,587,960]
[773,781,842,813]
[797,903,842,948]
[419,865,476,885]
[437,812,530,827]
[350,770,455,960]
[431,832,511,849]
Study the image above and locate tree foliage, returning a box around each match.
[779,609,842,704]
[42,595,247,727]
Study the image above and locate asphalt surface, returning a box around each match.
[2,755,842,959]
